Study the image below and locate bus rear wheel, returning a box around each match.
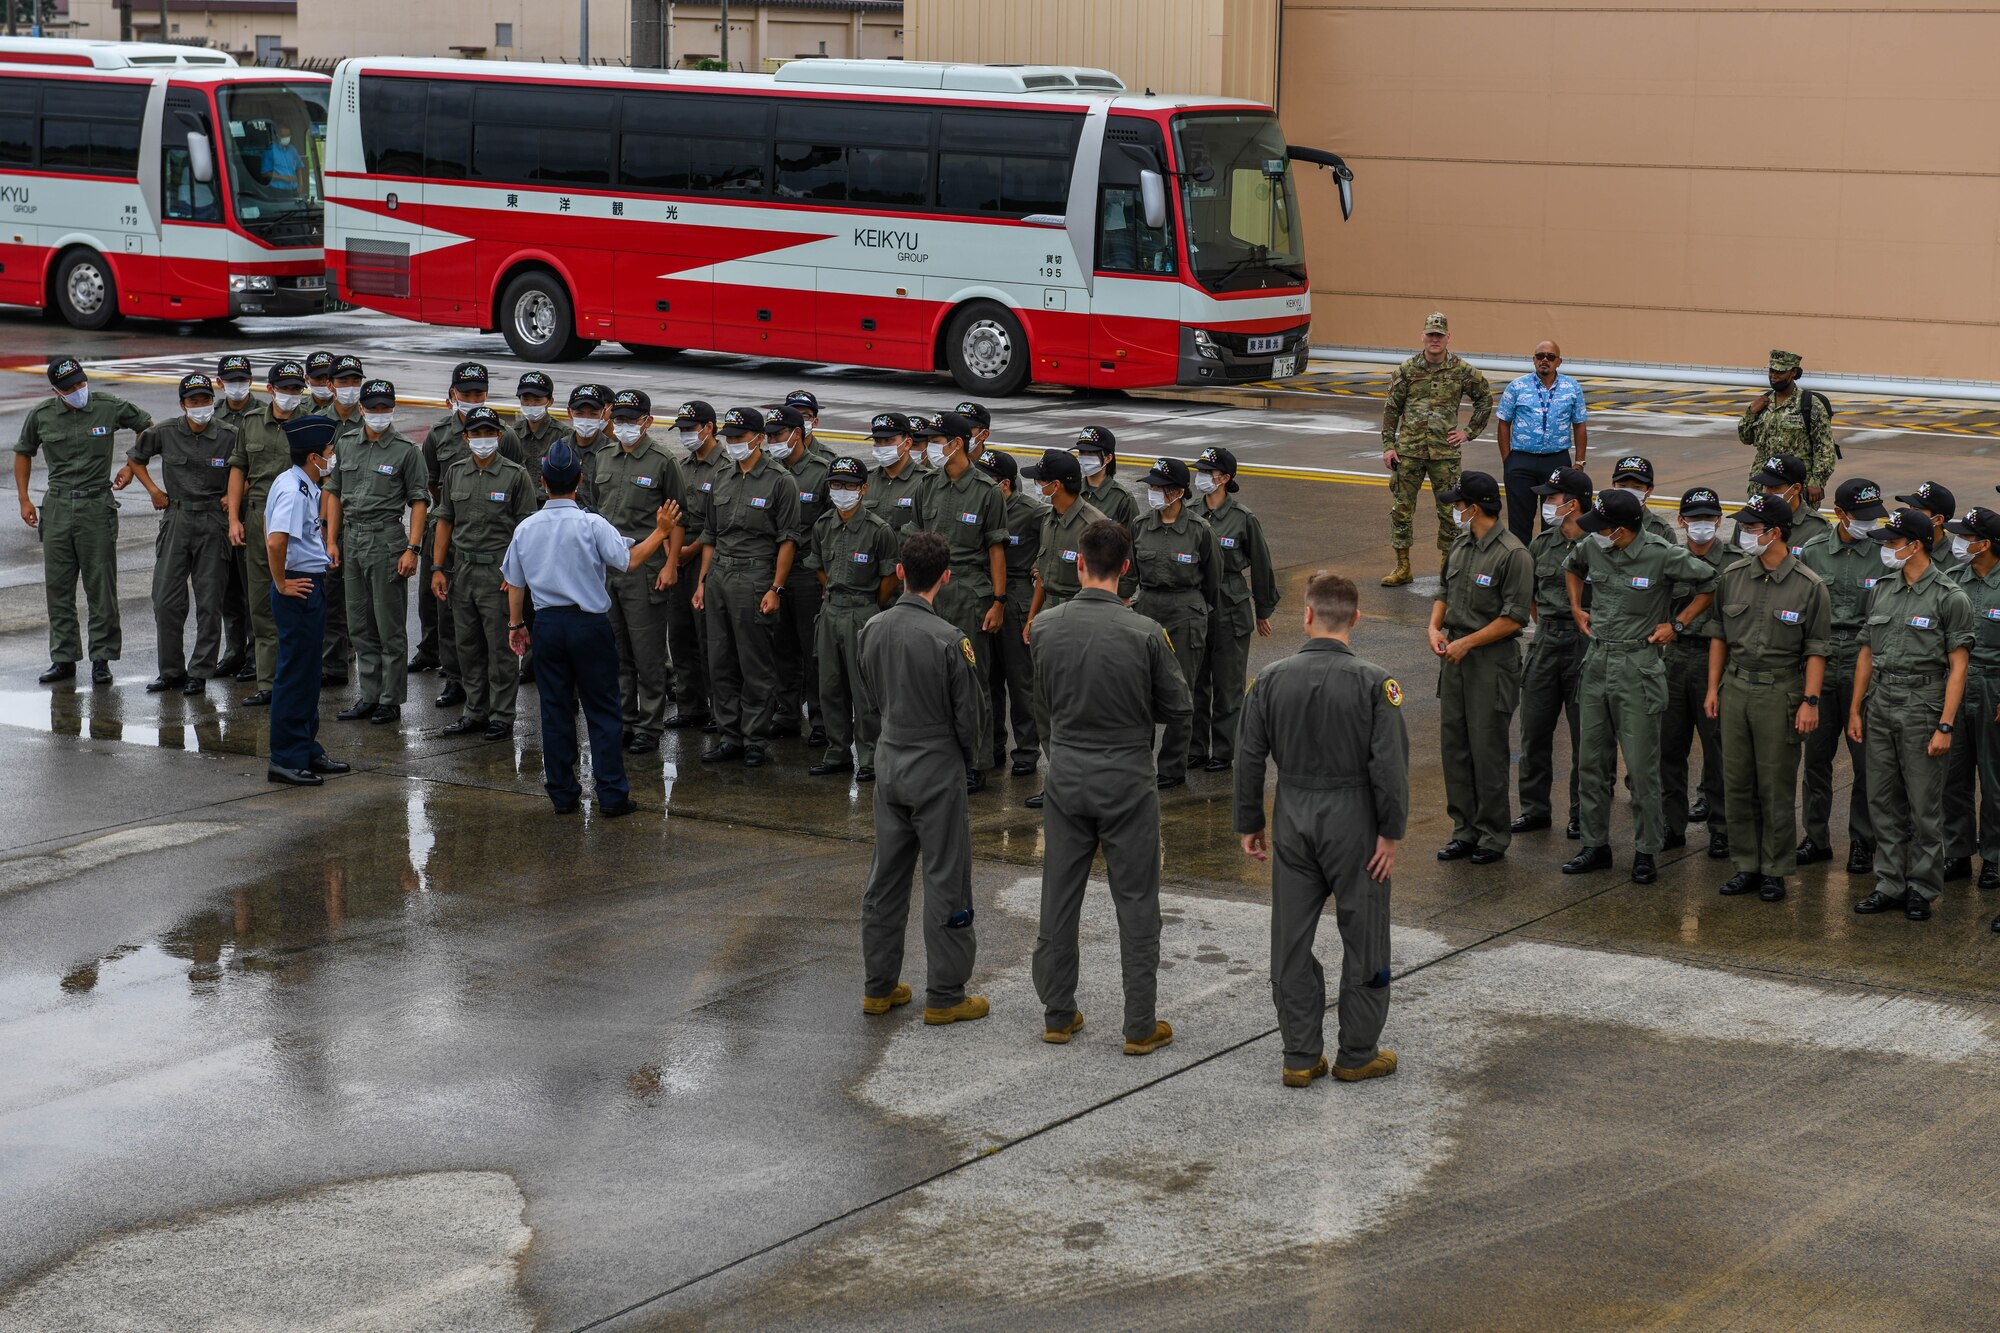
[499,270,589,363]
[54,250,120,331]
[944,302,1030,396]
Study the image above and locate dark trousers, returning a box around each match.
[268,573,328,771]
[532,606,629,808]
[1503,451,1571,544]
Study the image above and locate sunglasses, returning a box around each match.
[1532,353,1559,361]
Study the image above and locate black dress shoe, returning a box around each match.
[1662,829,1687,850]
[1563,846,1613,874]
[551,800,578,814]
[1847,840,1875,875]
[145,673,186,693]
[1796,837,1833,865]
[90,661,111,685]
[664,712,711,729]
[700,719,719,733]
[967,767,987,792]
[1981,862,2000,891]
[1708,830,1730,860]
[809,759,853,777]
[1156,772,1186,790]
[1437,839,1475,862]
[336,700,376,721]
[38,661,75,684]
[1854,891,1898,915]
[214,653,245,678]
[768,721,803,740]
[600,797,639,818]
[1203,757,1233,773]
[242,689,273,707]
[702,741,745,763]
[1510,813,1552,833]
[266,763,323,787]
[408,655,437,673]
[483,721,509,740]
[1565,818,1581,840]
[1759,875,1787,902]
[743,746,768,768]
[440,716,483,737]
[628,733,660,755]
[1719,871,1761,896]
[1025,791,1045,809]
[1186,754,1208,770]
[308,754,351,775]
[1470,847,1505,865]
[855,765,875,783]
[1012,758,1038,777]
[1688,798,1711,824]
[1943,856,1972,881]
[1906,894,1932,921]
[234,662,257,681]
[369,703,400,725]
[808,724,827,749]
[1631,853,1657,885]
[181,677,206,696]
[320,673,348,689]
[435,682,466,709]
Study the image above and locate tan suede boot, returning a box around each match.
[1379,549,1413,587]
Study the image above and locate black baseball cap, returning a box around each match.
[1021,448,1082,488]
[1836,478,1889,520]
[268,359,307,389]
[1730,493,1792,530]
[1073,425,1115,454]
[1678,486,1723,518]
[1609,455,1654,486]
[827,456,867,485]
[517,371,554,398]
[1145,457,1193,491]
[783,389,819,415]
[1531,466,1593,500]
[178,373,215,401]
[870,411,912,439]
[1871,508,1937,544]
[935,411,976,442]
[305,351,335,378]
[46,357,85,390]
[568,383,607,409]
[909,413,944,439]
[450,361,489,392]
[610,389,651,420]
[721,406,764,437]
[763,404,805,435]
[1896,481,1955,517]
[976,450,1018,484]
[1946,507,2000,543]
[1575,488,1646,534]
[216,354,252,382]
[1192,445,1241,493]
[674,400,716,428]
[955,400,991,429]
[1439,470,1502,513]
[359,379,396,408]
[1755,454,1807,487]
[462,405,504,434]
[331,355,365,380]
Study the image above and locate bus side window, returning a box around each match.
[162,141,219,222]
[1096,122,1176,276]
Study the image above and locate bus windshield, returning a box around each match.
[217,80,327,245]
[1171,112,1305,294]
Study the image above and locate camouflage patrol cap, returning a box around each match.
[178,373,215,401]
[1424,312,1449,334]
[216,354,253,382]
[46,357,84,389]
[359,378,396,408]
[1768,349,1802,373]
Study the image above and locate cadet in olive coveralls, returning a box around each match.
[1236,572,1408,1086]
[1705,494,1831,899]
[593,390,686,751]
[513,371,571,475]
[1851,508,1973,919]
[1073,425,1141,538]
[766,405,830,741]
[15,358,151,682]
[1018,449,1107,809]
[913,411,1009,789]
[1030,520,1191,1053]
[1605,456,1680,549]
[977,448,1043,775]
[1754,454,1830,557]
[664,400,725,727]
[1563,489,1720,882]
[1516,467,1591,836]
[433,407,539,737]
[316,353,369,685]
[226,360,312,700]
[416,362,525,694]
[1191,447,1278,770]
[806,456,899,779]
[1130,457,1222,782]
[1942,507,2000,890]
[1898,481,1960,576]
[566,383,611,510]
[696,407,802,764]
[213,354,259,676]
[855,532,985,1024]
[1431,472,1533,861]
[1659,488,1735,854]
[865,411,926,537]
[120,374,233,691]
[324,379,428,723]
[1796,478,1889,871]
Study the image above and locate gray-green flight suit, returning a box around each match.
[1796,527,1878,849]
[325,422,427,707]
[667,443,727,716]
[777,447,833,734]
[593,435,686,740]
[227,404,295,689]
[215,394,259,665]
[437,455,538,726]
[1564,532,1723,852]
[856,593,981,1008]
[1945,560,2000,865]
[1131,503,1222,771]
[1715,550,1832,876]
[700,454,802,747]
[1029,588,1192,1043]
[1437,519,1533,852]
[128,415,234,679]
[808,504,898,769]
[865,458,925,537]
[1195,492,1278,765]
[1661,538,1738,832]
[915,461,1008,765]
[1518,524,1585,826]
[1234,638,1409,1073]
[418,413,524,680]
[16,390,150,665]
[990,488,1043,767]
[1859,562,1973,903]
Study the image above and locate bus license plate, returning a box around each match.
[1271,355,1296,377]
[1246,335,1283,354]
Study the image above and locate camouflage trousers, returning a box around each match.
[1389,452,1462,555]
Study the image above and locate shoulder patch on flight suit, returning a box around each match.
[1162,627,1175,652]
[1384,679,1403,707]
[960,636,976,666]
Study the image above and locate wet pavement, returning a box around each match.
[2,311,1999,1330]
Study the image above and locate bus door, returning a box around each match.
[1088,118,1181,388]
[158,86,224,317]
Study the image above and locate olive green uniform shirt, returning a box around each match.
[1796,528,1880,670]
[1564,531,1724,640]
[1673,540,1741,639]
[1200,494,1280,620]
[1440,521,1533,635]
[865,460,926,536]
[421,413,525,496]
[1861,563,1974,672]
[436,456,538,558]
[1034,498,1109,606]
[915,463,1006,598]
[18,391,152,489]
[1001,490,1043,596]
[1786,509,1831,557]
[679,446,729,545]
[128,416,235,504]
[1715,553,1833,672]
[592,437,687,541]
[1948,562,2000,671]
[226,404,297,505]
[700,454,803,567]
[323,427,427,523]
[1529,527,1580,622]
[516,415,573,472]
[1131,506,1223,606]
[806,507,899,600]
[1081,473,1141,533]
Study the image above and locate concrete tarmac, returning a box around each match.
[2,311,1998,1331]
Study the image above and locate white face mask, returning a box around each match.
[1192,471,1219,496]
[1540,501,1560,526]
[830,487,861,512]
[572,416,605,440]
[59,385,88,409]
[612,422,643,447]
[310,384,334,403]
[453,399,472,418]
[1736,528,1765,553]
[680,430,704,452]
[1685,521,1718,544]
[323,451,336,471]
[1880,544,1912,569]
[765,441,792,461]
[724,440,755,463]
[1615,486,1648,504]
[520,403,548,423]
[1146,487,1171,511]
[1952,535,1976,561]
[468,437,500,460]
[185,405,215,427]
[925,442,948,468]
[1451,507,1472,530]
[1077,452,1105,478]
[272,391,304,413]
[223,382,250,404]
[363,412,394,434]
[872,444,902,467]
[334,386,361,407]
[1843,520,1875,542]
[1590,531,1617,549]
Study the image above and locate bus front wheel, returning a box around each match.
[944,302,1029,397]
[54,250,120,331]
[500,270,588,363]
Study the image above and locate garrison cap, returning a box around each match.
[46,357,85,390]
[461,405,504,434]
[1532,466,1593,499]
[1730,493,1792,530]
[1610,455,1654,486]
[281,414,338,455]
[449,361,489,392]
[720,406,764,437]
[1144,456,1192,491]
[178,373,215,400]
[305,351,336,377]
[541,440,583,492]
[1678,486,1724,518]
[1424,312,1449,334]
[1439,470,1502,513]
[827,455,868,485]
[1768,349,1802,373]
[268,358,307,388]
[674,399,716,427]
[1073,425,1115,454]
[782,389,819,414]
[1896,481,1955,517]
[869,410,912,438]
[1836,478,1889,520]
[568,382,607,409]
[330,355,365,379]
[976,449,1018,484]
[1021,448,1082,487]
[1755,453,1807,487]
[763,404,806,435]
[909,413,944,439]
[1192,445,1241,492]
[1946,507,2000,543]
[215,354,253,381]
[954,400,991,429]
[359,378,396,408]
[610,388,651,420]
[935,410,975,441]
[517,370,554,398]
[1870,508,1936,544]
[1575,487,1646,534]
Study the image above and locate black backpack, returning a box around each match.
[1797,387,1839,459]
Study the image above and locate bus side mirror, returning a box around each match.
[1337,174,1353,222]
[1138,169,1167,232]
[187,132,215,185]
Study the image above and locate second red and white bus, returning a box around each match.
[324,57,1348,395]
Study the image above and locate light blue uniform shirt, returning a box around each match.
[264,465,329,573]
[1496,372,1588,455]
[500,498,631,612]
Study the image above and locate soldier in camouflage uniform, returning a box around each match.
[1737,349,1837,504]
[1380,312,1493,587]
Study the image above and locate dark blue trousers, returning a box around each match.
[533,605,628,808]
[269,574,328,771]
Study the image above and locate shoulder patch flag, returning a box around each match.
[1162,627,1175,653]
[960,637,977,666]
[1384,679,1403,707]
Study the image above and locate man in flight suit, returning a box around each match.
[594,389,686,754]
[416,361,523,698]
[324,379,427,726]
[432,406,539,740]
[807,457,899,781]
[119,374,233,694]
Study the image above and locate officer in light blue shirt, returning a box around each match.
[502,442,680,816]
[1496,340,1590,542]
[264,416,349,787]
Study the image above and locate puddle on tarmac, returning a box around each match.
[0,689,261,756]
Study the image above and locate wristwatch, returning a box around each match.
[429,563,444,573]
[406,543,421,554]
[1801,694,1820,706]
[1670,620,1687,636]
[1938,721,1956,735]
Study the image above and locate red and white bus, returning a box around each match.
[324,57,1350,395]
[0,38,330,328]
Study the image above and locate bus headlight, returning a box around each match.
[229,274,276,293]
[1191,329,1221,360]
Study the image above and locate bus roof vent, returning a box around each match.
[772,59,1123,96]
[0,37,237,69]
